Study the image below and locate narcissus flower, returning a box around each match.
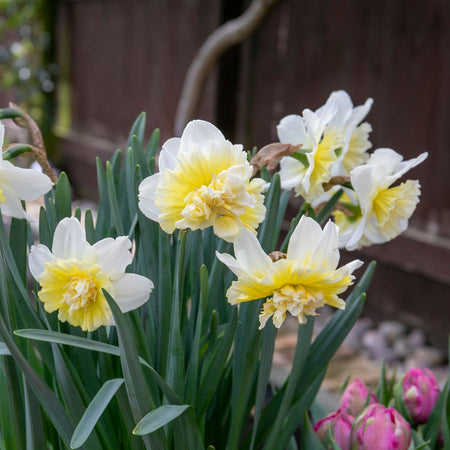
[138,120,265,242]
[216,216,362,329]
[317,90,373,176]
[277,96,343,202]
[29,217,153,332]
[340,148,428,250]
[0,122,53,220]
[314,409,354,450]
[276,91,372,202]
[350,404,411,450]
[402,368,440,424]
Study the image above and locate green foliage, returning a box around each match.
[0,114,381,449]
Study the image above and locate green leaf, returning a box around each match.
[263,317,315,450]
[316,189,343,225]
[70,378,124,449]
[133,405,190,436]
[23,378,46,450]
[14,328,181,405]
[411,430,431,450]
[300,413,326,450]
[1,144,33,160]
[103,290,166,449]
[0,317,74,447]
[127,112,146,149]
[0,108,23,119]
[0,342,10,355]
[54,172,72,220]
[258,173,281,252]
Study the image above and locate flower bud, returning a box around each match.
[314,409,354,449]
[402,368,440,424]
[350,404,411,450]
[339,378,378,417]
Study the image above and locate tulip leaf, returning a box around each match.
[300,413,326,450]
[423,378,449,447]
[133,404,190,436]
[411,430,431,450]
[70,378,124,449]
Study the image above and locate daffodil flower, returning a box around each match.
[0,123,53,220]
[277,96,344,202]
[138,120,266,242]
[277,91,373,203]
[339,148,428,250]
[216,216,362,329]
[317,90,373,176]
[29,217,153,332]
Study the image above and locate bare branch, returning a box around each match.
[174,0,279,136]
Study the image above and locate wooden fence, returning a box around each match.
[53,0,450,347]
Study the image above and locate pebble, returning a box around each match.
[378,321,408,344]
[405,346,444,369]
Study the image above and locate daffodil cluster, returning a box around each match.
[275,90,428,250]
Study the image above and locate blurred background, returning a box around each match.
[0,0,449,376]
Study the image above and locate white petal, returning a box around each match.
[52,217,90,259]
[138,172,163,221]
[0,188,31,219]
[233,228,272,277]
[159,137,181,171]
[322,91,353,127]
[279,156,305,190]
[92,236,132,276]
[312,220,340,269]
[390,151,428,182]
[287,215,322,263]
[112,273,153,313]
[276,114,307,145]
[28,244,55,280]
[345,215,369,251]
[351,164,375,209]
[0,161,53,200]
[348,98,373,128]
[179,120,225,153]
[215,251,246,277]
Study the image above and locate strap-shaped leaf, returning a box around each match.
[133,405,190,436]
[70,378,124,449]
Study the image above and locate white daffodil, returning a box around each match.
[0,123,53,220]
[29,217,153,332]
[277,95,343,202]
[317,90,373,176]
[339,148,428,251]
[138,120,266,242]
[216,216,362,329]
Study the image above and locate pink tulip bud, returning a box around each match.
[350,404,411,450]
[402,368,440,424]
[339,378,378,417]
[314,409,354,449]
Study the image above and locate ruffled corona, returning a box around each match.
[139,120,265,242]
[217,216,362,329]
[343,148,428,250]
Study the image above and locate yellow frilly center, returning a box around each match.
[38,259,113,332]
[226,258,353,329]
[371,179,421,240]
[155,141,265,240]
[294,126,344,201]
[342,122,372,174]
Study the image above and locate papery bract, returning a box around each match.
[138,120,266,242]
[314,409,354,450]
[216,215,363,329]
[29,217,153,332]
[350,404,411,450]
[339,378,378,418]
[337,148,428,250]
[402,368,440,424]
[0,122,53,220]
